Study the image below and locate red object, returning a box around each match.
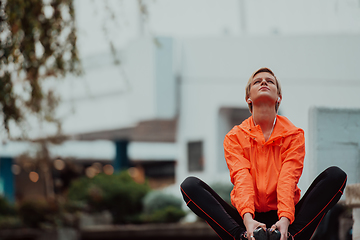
[224,115,305,224]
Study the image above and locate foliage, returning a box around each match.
[0,195,16,216]
[143,190,183,214]
[142,191,185,223]
[0,196,82,229]
[210,182,233,204]
[142,206,186,223]
[67,171,150,224]
[18,199,59,228]
[16,198,84,229]
[0,0,81,134]
[0,216,22,229]
[61,199,87,213]
[0,196,22,229]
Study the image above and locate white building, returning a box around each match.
[171,35,360,193]
[51,34,360,194]
[2,1,360,201]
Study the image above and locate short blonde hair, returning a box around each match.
[245,67,282,113]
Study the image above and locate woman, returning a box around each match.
[180,68,347,240]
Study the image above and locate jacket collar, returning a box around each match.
[239,115,302,143]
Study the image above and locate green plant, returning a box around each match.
[67,171,150,224]
[0,196,75,229]
[0,196,21,229]
[0,216,22,229]
[61,200,87,213]
[0,0,81,133]
[0,196,16,216]
[143,191,182,214]
[142,191,185,223]
[143,206,186,223]
[18,200,59,228]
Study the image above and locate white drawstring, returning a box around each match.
[253,113,277,138]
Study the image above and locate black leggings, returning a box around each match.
[180,166,347,240]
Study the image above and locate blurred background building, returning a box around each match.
[1,0,360,203]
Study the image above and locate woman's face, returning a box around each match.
[248,72,280,104]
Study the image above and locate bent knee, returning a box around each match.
[180,176,201,191]
[326,166,347,180]
[325,166,347,186]
[180,176,206,198]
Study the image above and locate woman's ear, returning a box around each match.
[247,98,252,104]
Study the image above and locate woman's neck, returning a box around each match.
[252,105,277,141]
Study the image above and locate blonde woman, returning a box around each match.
[181,68,347,240]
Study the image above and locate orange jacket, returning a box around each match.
[224,115,305,224]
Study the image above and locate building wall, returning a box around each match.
[45,37,177,137]
[175,35,360,193]
[10,34,359,197]
[309,108,360,187]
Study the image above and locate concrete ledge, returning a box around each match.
[346,183,360,240]
[80,222,218,240]
[0,228,57,240]
[346,183,360,208]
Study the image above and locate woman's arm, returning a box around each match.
[224,133,256,219]
[277,130,305,223]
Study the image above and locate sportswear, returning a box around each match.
[224,115,305,223]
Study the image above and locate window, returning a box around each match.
[187,141,204,172]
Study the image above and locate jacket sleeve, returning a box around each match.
[277,130,305,224]
[224,132,255,218]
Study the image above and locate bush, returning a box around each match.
[0,216,22,229]
[0,196,16,216]
[61,200,87,213]
[67,171,150,224]
[18,200,59,228]
[142,191,185,223]
[0,197,21,229]
[143,206,186,223]
[143,191,182,214]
